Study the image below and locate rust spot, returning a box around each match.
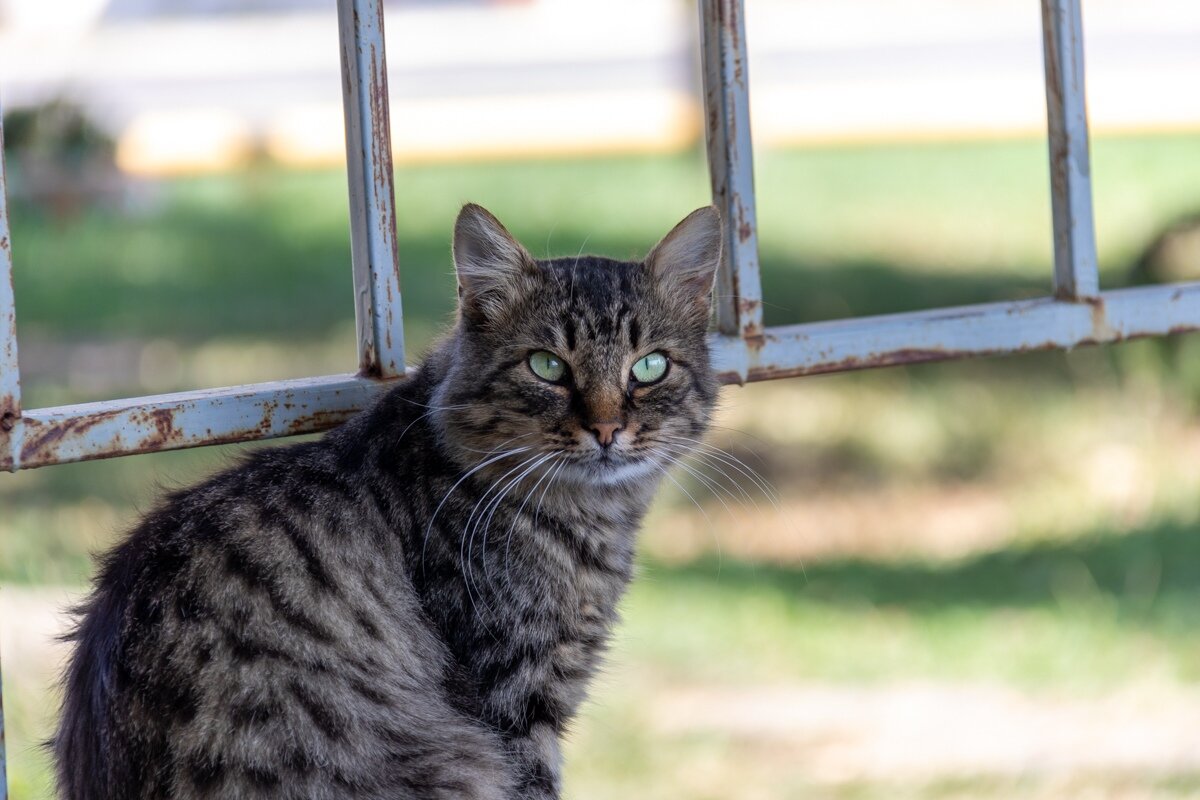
[284,409,352,435]
[1079,295,1119,342]
[737,220,752,243]
[130,407,181,449]
[258,400,280,434]
[0,390,17,435]
[360,359,383,379]
[714,368,745,386]
[20,410,118,463]
[720,0,739,34]
[0,235,8,251]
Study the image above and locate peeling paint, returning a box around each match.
[700,0,763,341]
[710,284,1200,387]
[9,374,399,471]
[340,0,405,381]
[1041,0,1099,300]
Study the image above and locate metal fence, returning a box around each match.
[3,0,1200,473]
[1,0,1198,792]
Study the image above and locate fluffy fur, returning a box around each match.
[54,204,723,799]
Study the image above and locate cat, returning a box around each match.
[53,202,723,800]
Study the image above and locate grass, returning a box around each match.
[12,134,1200,348]
[629,520,1200,689]
[4,133,1200,797]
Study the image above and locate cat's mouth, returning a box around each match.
[559,447,661,485]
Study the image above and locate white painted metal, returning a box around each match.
[711,283,1200,383]
[0,93,12,800]
[699,0,764,339]
[1041,0,1100,299]
[7,374,397,471]
[0,107,19,442]
[338,0,406,378]
[10,281,1200,469]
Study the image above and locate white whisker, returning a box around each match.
[486,453,560,585]
[472,451,556,599]
[420,445,531,581]
[507,457,568,584]
[460,452,543,619]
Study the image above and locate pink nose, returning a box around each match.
[589,421,623,448]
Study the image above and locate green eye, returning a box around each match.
[528,350,567,383]
[631,351,669,384]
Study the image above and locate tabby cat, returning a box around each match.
[54,203,723,799]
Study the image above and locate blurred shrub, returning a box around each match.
[3,98,124,218]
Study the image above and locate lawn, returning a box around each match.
[3,134,1200,798]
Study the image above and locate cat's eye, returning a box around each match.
[631,352,669,384]
[528,350,568,383]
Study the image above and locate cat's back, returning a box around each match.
[54,375,510,800]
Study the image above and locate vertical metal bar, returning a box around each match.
[0,109,14,798]
[1041,0,1099,300]
[0,108,22,478]
[0,641,7,800]
[699,0,764,340]
[337,0,405,378]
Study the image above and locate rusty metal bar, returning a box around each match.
[0,638,6,800]
[338,0,405,378]
[7,281,1200,470]
[0,110,20,483]
[3,374,397,472]
[0,641,6,800]
[1040,0,1099,300]
[699,0,763,347]
[712,283,1200,384]
[0,101,11,800]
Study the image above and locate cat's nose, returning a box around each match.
[589,421,623,448]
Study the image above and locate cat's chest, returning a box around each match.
[543,519,636,652]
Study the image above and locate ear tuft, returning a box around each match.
[645,206,723,309]
[453,203,536,322]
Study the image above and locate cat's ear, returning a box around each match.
[453,203,537,322]
[645,206,723,309]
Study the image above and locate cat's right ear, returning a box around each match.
[453,203,537,323]
[645,206,723,311]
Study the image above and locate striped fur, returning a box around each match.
[54,204,722,799]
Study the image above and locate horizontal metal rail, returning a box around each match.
[2,374,395,471]
[712,283,1200,384]
[5,282,1198,470]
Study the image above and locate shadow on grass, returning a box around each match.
[654,519,1200,625]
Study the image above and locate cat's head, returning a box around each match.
[434,203,722,486]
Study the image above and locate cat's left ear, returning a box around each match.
[453,203,538,323]
[645,206,723,309]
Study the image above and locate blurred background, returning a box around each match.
[3,0,1200,797]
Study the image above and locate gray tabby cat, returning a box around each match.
[54,203,723,799]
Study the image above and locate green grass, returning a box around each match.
[12,134,1200,351]
[5,134,1200,798]
[626,518,1200,689]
